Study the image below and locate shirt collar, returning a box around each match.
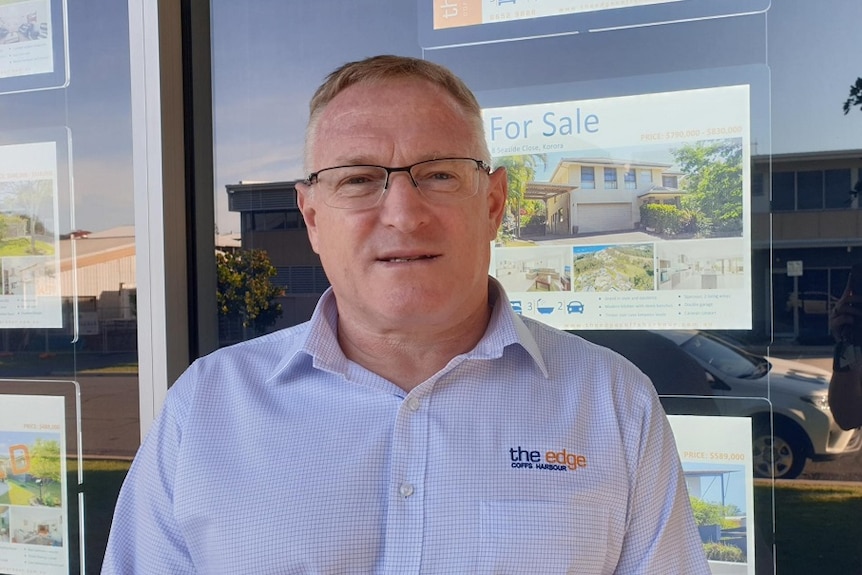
[270,277,549,383]
[472,277,549,378]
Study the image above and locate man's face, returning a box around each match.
[297,78,507,333]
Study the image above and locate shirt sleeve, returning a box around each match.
[100,391,196,575]
[614,391,712,575]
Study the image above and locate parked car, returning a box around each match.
[572,329,862,479]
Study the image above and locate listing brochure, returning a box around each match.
[668,415,755,574]
[486,84,752,330]
[0,0,55,79]
[0,394,68,575]
[0,140,62,329]
[433,0,684,30]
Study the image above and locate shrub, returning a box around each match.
[640,203,682,235]
[703,541,745,562]
[690,496,723,526]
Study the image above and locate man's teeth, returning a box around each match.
[388,255,431,262]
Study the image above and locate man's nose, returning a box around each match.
[378,170,431,231]
[383,169,419,193]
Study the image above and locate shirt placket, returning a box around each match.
[381,389,430,574]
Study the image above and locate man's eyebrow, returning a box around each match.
[320,153,468,168]
[323,157,379,166]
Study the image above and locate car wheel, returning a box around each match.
[752,422,808,479]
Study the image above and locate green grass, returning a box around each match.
[755,481,862,575]
[0,236,55,256]
[5,481,35,505]
[70,459,132,574]
[0,352,138,376]
[500,238,537,247]
[78,363,138,375]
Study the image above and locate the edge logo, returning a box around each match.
[509,446,587,472]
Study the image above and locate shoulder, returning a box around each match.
[519,315,649,384]
[167,322,313,408]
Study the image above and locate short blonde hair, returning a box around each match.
[304,55,489,169]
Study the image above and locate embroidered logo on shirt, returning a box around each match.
[509,446,587,472]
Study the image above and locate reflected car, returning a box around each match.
[656,330,861,479]
[574,329,862,479]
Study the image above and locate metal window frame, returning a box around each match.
[129,0,216,436]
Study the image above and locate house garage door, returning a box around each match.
[577,203,633,234]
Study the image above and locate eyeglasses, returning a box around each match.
[303,157,491,210]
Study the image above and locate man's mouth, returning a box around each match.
[381,254,438,263]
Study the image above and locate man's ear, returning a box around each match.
[295,181,321,254]
[486,166,508,239]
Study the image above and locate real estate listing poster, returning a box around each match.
[487,84,752,330]
[0,140,62,329]
[668,414,755,575]
[0,394,68,575]
[419,0,769,49]
[431,0,681,30]
[0,0,69,94]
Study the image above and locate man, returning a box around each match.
[102,55,709,574]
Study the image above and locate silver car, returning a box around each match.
[572,329,862,479]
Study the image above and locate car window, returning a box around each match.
[679,333,765,379]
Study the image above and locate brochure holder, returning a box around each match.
[661,395,776,575]
[0,378,83,575]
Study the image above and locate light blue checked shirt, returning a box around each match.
[102,280,710,574]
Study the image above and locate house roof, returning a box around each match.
[559,157,673,169]
[638,186,685,198]
[524,182,577,201]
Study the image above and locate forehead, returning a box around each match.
[310,78,479,165]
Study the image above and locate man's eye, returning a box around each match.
[428,171,455,180]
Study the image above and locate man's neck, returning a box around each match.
[335,302,493,392]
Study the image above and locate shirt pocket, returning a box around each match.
[478,499,610,575]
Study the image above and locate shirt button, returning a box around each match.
[406,397,421,412]
[399,483,414,498]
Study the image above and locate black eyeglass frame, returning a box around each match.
[303,157,491,188]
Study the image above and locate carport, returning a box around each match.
[522,182,577,236]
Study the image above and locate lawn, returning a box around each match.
[4,481,38,505]
[0,236,55,256]
[4,478,62,506]
[767,481,862,574]
[0,351,138,377]
[70,459,132,574]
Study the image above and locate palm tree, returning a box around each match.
[493,154,547,236]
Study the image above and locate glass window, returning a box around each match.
[825,168,852,208]
[796,170,824,210]
[581,166,595,189]
[0,1,139,572]
[254,211,287,230]
[772,171,796,211]
[199,1,862,573]
[604,167,618,189]
[252,210,304,231]
[638,169,653,186]
[752,172,765,196]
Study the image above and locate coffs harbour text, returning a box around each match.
[509,446,588,472]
